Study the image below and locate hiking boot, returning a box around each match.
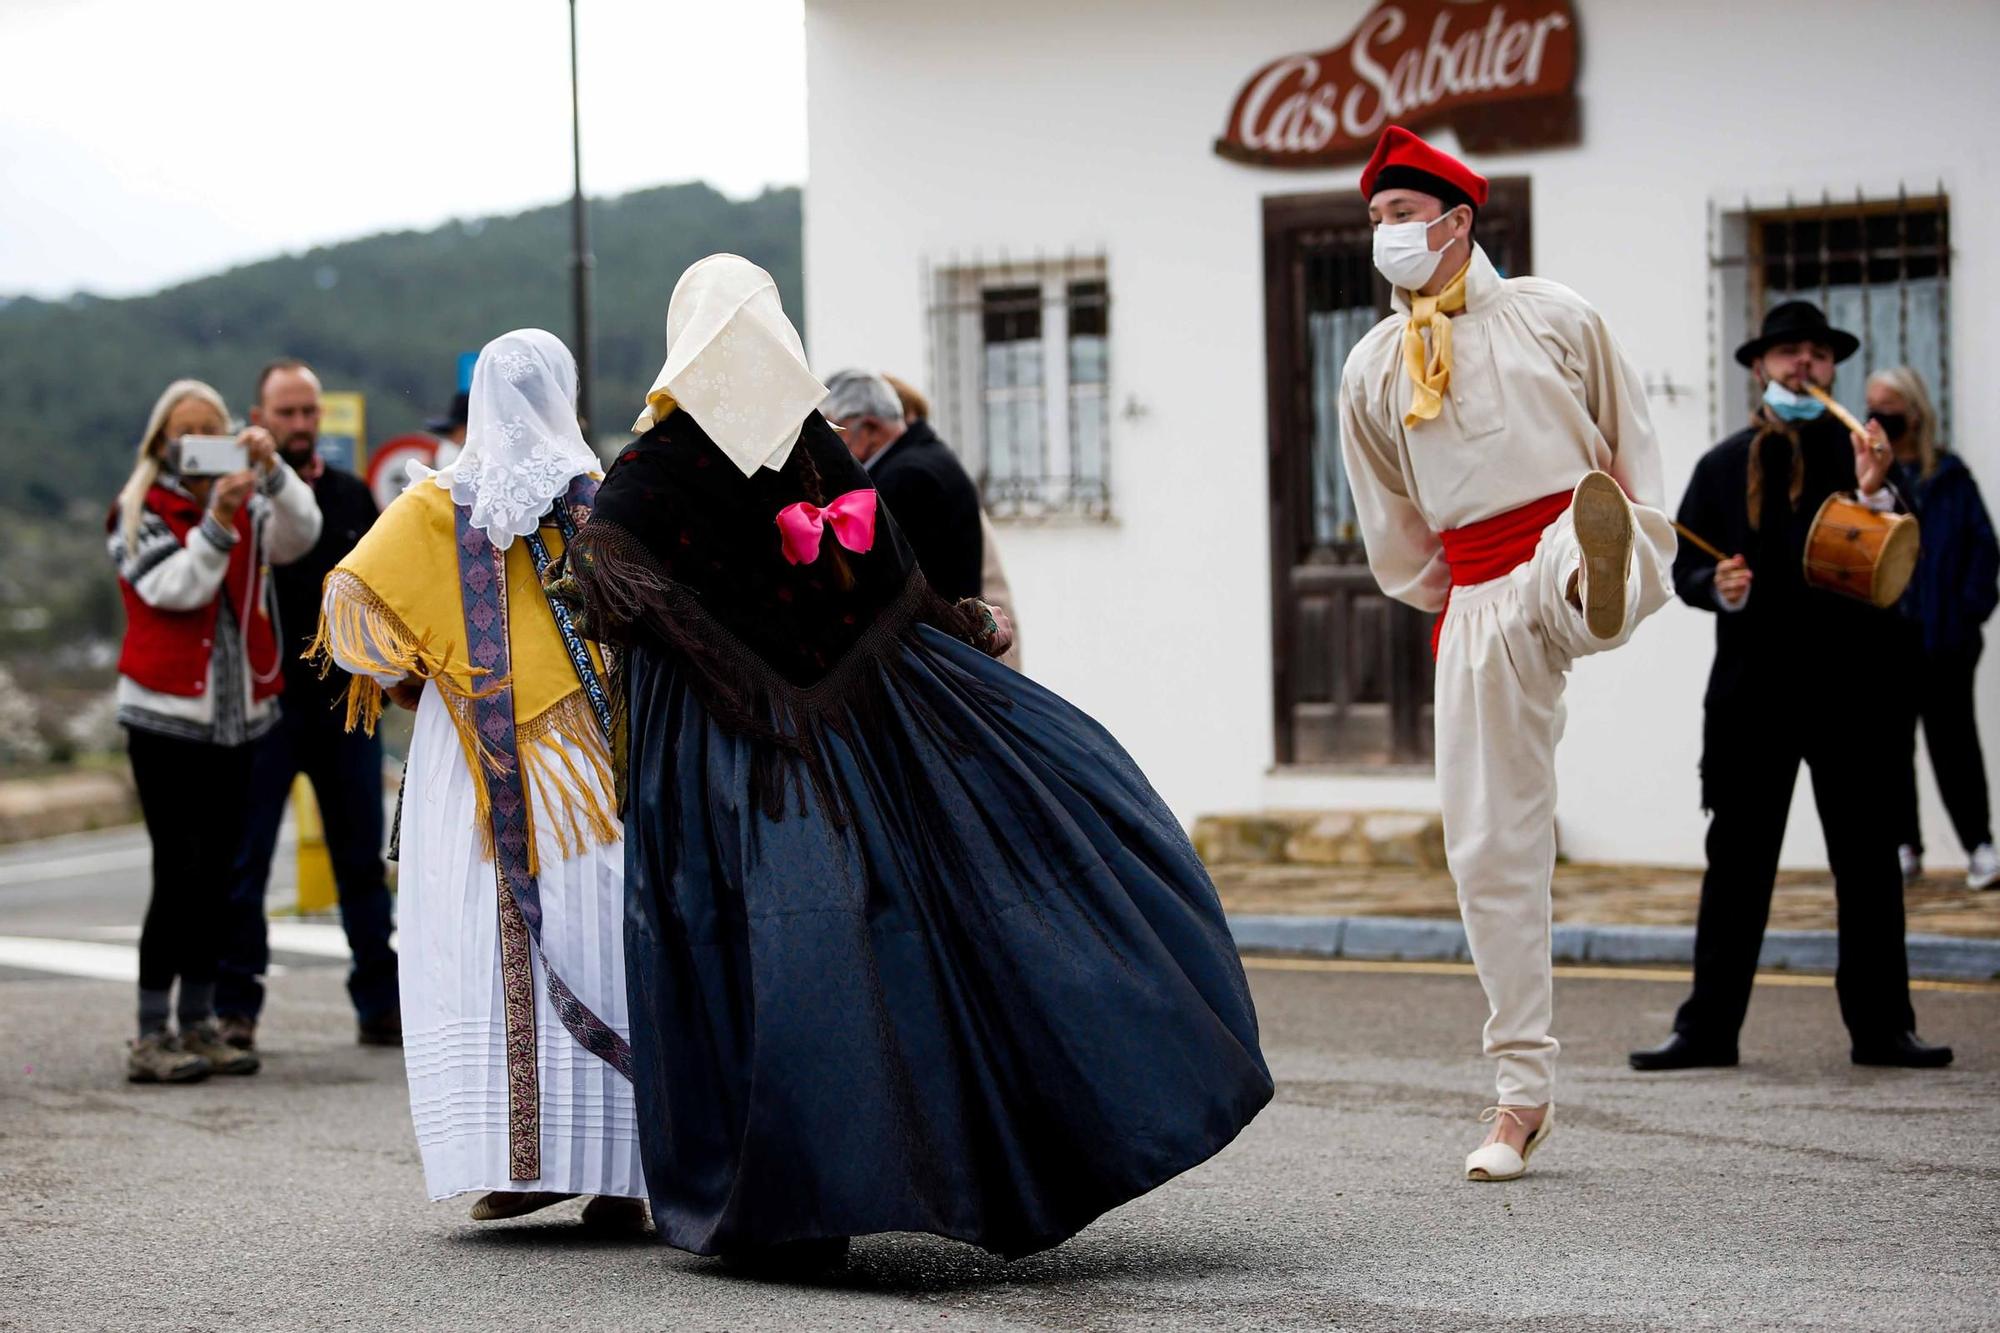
[216,1015,258,1051]
[128,1031,210,1084]
[180,1020,261,1075]
[1571,471,1635,640]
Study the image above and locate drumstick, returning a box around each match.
[1804,384,1870,437]
[1672,521,1728,562]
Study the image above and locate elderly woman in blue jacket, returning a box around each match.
[1873,367,2000,889]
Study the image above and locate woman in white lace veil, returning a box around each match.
[414,327,601,548]
[314,327,646,1230]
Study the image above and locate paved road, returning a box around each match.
[4,832,1998,1331]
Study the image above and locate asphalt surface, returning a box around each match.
[3,830,1998,1331]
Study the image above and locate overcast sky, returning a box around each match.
[0,0,807,299]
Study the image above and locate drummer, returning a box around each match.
[1631,300,1954,1072]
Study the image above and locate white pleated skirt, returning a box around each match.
[397,684,644,1201]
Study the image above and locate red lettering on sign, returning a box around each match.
[1216,0,1581,168]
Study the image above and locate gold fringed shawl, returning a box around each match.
[309,479,617,871]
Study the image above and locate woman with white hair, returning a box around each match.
[313,329,645,1230]
[554,255,1269,1270]
[1869,367,2000,888]
[107,379,320,1082]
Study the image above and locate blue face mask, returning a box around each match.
[1763,380,1826,423]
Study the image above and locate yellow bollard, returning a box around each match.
[293,775,336,914]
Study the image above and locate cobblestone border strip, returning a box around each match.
[1226,915,2000,982]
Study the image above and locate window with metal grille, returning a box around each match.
[1709,190,1951,439]
[926,256,1112,520]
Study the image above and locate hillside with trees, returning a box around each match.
[0,182,802,758]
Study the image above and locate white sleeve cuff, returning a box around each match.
[195,514,239,552]
[1715,582,1750,613]
[1856,486,1897,513]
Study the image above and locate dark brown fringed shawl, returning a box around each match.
[544,409,1000,821]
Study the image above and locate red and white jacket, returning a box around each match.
[107,465,321,744]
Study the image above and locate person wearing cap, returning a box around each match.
[427,390,470,470]
[1629,303,1953,1074]
[1338,125,1676,1182]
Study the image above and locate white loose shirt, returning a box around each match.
[1337,245,1664,613]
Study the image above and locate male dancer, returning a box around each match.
[1339,126,1675,1180]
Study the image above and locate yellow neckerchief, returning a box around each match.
[1400,257,1472,428]
[311,478,616,869]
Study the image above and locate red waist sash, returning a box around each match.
[1432,490,1574,656]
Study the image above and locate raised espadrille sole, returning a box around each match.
[1573,473,1633,641]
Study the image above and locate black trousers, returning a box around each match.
[1677,712,1916,1047]
[1890,637,1992,856]
[128,726,256,995]
[218,699,399,1025]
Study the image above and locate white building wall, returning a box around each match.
[803,0,2000,869]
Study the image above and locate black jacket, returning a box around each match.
[274,463,379,720]
[1893,451,2000,656]
[1675,412,1907,798]
[869,421,984,603]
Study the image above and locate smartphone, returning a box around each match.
[175,434,248,477]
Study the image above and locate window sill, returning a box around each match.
[987,507,1119,529]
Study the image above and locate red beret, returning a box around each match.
[1360,126,1489,212]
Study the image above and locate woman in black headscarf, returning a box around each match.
[551,255,1270,1268]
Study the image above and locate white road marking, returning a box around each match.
[265,920,398,958]
[0,936,139,981]
[0,933,297,982]
[0,846,153,887]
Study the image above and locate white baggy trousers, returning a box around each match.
[1434,484,1675,1106]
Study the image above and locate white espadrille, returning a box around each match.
[1464,1104,1554,1182]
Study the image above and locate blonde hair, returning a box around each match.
[116,379,229,553]
[1867,365,1942,481]
[881,373,930,424]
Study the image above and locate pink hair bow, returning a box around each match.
[775,488,879,565]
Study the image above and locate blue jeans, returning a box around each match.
[218,699,400,1026]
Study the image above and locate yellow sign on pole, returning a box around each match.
[292,776,336,914]
[318,391,367,474]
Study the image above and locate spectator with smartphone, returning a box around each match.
[107,378,322,1083]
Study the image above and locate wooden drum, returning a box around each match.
[1802,494,1920,608]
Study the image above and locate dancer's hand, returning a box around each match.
[983,606,1015,658]
[387,678,425,711]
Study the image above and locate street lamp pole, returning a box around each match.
[568,0,595,435]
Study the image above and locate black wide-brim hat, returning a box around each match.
[1735,299,1860,367]
[425,390,470,433]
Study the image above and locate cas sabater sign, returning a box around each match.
[1216,0,1581,168]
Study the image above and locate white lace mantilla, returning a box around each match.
[419,329,599,550]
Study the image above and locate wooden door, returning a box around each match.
[1263,181,1532,766]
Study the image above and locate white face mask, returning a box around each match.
[1372,211,1456,291]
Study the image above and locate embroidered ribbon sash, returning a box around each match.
[455,474,630,1182]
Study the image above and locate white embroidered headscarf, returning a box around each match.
[413,328,600,550]
[632,253,828,477]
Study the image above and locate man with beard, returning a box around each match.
[1629,303,1952,1072]
[216,359,401,1051]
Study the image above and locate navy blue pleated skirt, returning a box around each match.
[622,625,1272,1258]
